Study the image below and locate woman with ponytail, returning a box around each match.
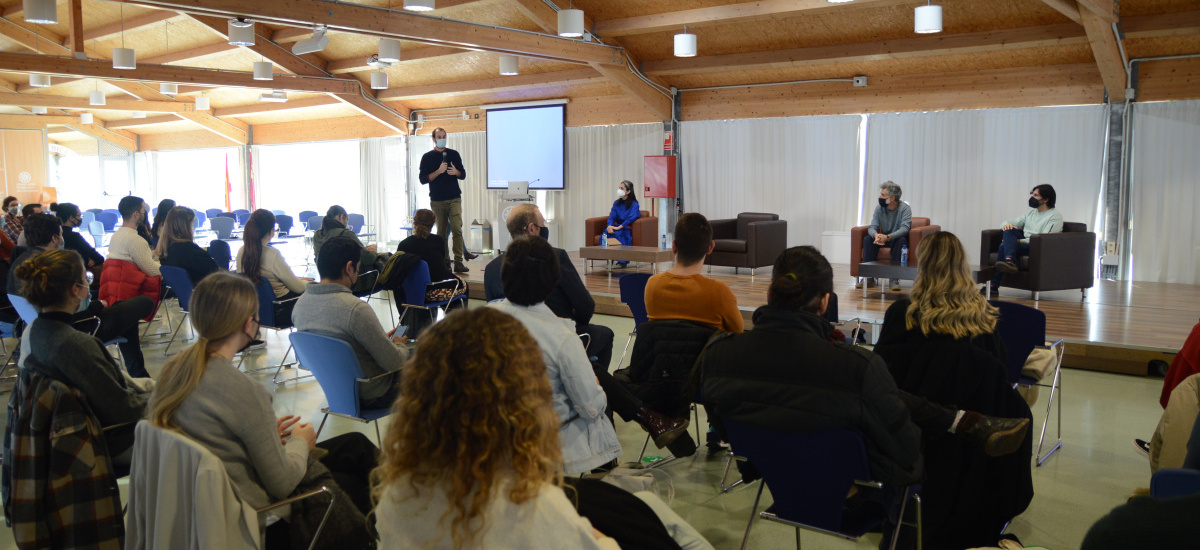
[148,272,376,548]
[236,209,310,324]
[15,248,154,462]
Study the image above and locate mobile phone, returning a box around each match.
[392,325,408,339]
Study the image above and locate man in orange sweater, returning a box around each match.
[645,213,744,334]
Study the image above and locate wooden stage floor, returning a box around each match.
[461,251,1195,356]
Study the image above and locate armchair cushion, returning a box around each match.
[712,239,747,253]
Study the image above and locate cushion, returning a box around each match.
[712,239,747,253]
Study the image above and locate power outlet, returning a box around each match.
[852,76,868,87]
[1105,242,1117,255]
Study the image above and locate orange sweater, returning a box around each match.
[645,271,744,333]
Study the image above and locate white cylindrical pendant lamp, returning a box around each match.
[253,61,274,81]
[499,55,519,75]
[80,113,94,124]
[371,71,389,90]
[132,111,147,119]
[558,9,585,38]
[29,74,51,88]
[89,90,106,106]
[403,0,434,11]
[195,96,210,111]
[674,32,697,57]
[914,4,942,34]
[378,38,401,63]
[160,83,178,95]
[31,106,47,115]
[112,47,136,70]
[22,0,57,24]
[228,18,255,46]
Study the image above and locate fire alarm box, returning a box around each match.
[644,155,677,199]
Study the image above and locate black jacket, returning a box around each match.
[874,299,1034,550]
[484,246,595,332]
[395,235,454,282]
[700,305,923,486]
[63,227,104,267]
[616,319,719,417]
[161,241,219,285]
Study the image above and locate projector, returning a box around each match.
[259,91,288,103]
[366,54,392,69]
[292,25,329,55]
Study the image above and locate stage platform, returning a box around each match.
[460,251,1191,376]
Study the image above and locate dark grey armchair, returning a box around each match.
[980,222,1096,300]
[706,212,788,273]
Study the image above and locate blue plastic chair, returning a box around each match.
[208,240,232,271]
[990,300,1064,465]
[270,210,286,217]
[81,211,96,228]
[289,332,395,443]
[1151,468,1200,499]
[724,421,923,550]
[158,266,196,355]
[215,212,237,220]
[617,273,651,368]
[240,277,301,383]
[9,294,127,365]
[85,208,103,215]
[232,209,250,217]
[102,208,119,218]
[306,217,323,232]
[210,216,235,240]
[192,209,207,230]
[205,208,223,220]
[298,211,318,226]
[276,215,294,236]
[96,212,119,232]
[236,212,251,226]
[347,213,370,235]
[87,221,106,247]
[399,260,466,330]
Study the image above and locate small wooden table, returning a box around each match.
[859,261,996,299]
[579,245,674,273]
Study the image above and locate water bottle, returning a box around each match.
[601,232,608,248]
[661,234,668,249]
[901,244,909,265]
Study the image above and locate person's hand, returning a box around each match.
[99,300,108,307]
[605,225,615,234]
[873,234,886,245]
[437,161,448,174]
[393,334,408,345]
[292,422,317,451]
[447,165,460,176]
[1002,224,1017,231]
[277,415,300,443]
[366,244,378,252]
[300,277,315,282]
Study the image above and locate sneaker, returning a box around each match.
[980,283,1000,297]
[889,279,902,292]
[854,278,864,289]
[956,412,1031,457]
[463,250,479,260]
[453,261,469,274]
[1133,438,1151,459]
[995,259,1019,274]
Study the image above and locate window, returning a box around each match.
[256,141,361,217]
[154,148,244,211]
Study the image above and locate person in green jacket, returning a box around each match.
[311,205,386,277]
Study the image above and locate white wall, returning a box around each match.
[1129,100,1200,285]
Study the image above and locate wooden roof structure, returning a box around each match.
[0,0,1195,151]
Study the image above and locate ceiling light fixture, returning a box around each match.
[31,106,47,115]
[112,5,136,69]
[499,55,518,76]
[29,74,50,88]
[22,0,57,25]
[558,2,584,38]
[228,17,255,46]
[195,95,210,111]
[403,0,434,11]
[674,26,697,57]
[160,83,178,95]
[914,1,942,34]
[366,54,393,69]
[80,112,94,124]
[132,111,147,119]
[89,90,106,106]
[253,60,273,80]
[291,25,329,55]
[259,91,288,103]
[371,71,389,90]
[378,38,401,63]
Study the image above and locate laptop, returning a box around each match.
[501,180,530,200]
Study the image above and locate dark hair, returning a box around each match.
[21,203,41,218]
[501,236,560,306]
[674,213,712,266]
[324,204,347,231]
[768,246,834,313]
[618,180,637,208]
[55,203,80,225]
[317,236,363,280]
[240,209,276,284]
[152,199,176,238]
[412,209,435,239]
[14,248,84,308]
[2,196,16,209]
[1031,184,1056,208]
[118,195,144,219]
[23,213,61,248]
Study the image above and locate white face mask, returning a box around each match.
[617,188,626,198]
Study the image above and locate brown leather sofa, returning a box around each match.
[980,222,1096,300]
[850,217,940,277]
[585,210,658,247]
[706,212,787,272]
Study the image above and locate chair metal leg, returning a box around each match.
[617,332,635,369]
[740,482,766,550]
[1036,364,1064,466]
[720,451,750,493]
[1032,291,1040,301]
[316,413,329,438]
[889,487,911,550]
[374,421,382,445]
[795,526,801,549]
[162,312,189,355]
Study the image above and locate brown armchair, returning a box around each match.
[585,210,658,247]
[706,212,787,272]
[981,222,1096,300]
[850,217,940,277]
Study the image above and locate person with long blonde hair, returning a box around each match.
[372,307,619,550]
[147,272,375,548]
[874,231,1034,549]
[156,206,219,284]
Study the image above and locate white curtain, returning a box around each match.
[360,136,404,244]
[865,106,1108,265]
[681,115,862,251]
[1129,100,1200,285]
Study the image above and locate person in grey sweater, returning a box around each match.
[858,181,913,292]
[293,236,409,409]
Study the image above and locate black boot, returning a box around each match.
[635,406,689,448]
[957,412,1031,457]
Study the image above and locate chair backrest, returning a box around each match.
[347,213,365,233]
[210,216,234,239]
[307,217,323,231]
[400,260,433,307]
[232,209,249,217]
[298,210,318,225]
[235,212,250,226]
[270,210,286,217]
[87,221,106,246]
[208,239,232,271]
[723,421,876,533]
[1063,222,1088,233]
[1151,468,1200,499]
[159,266,196,312]
[736,212,780,239]
[255,276,289,328]
[102,208,119,217]
[8,293,37,325]
[618,273,651,328]
[911,217,931,228]
[276,214,294,236]
[990,300,1046,384]
[96,212,118,231]
[85,208,103,215]
[81,211,96,227]
[205,208,223,219]
[215,212,236,220]
[192,209,206,229]
[289,332,366,417]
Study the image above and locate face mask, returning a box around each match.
[618,188,627,198]
[56,239,65,250]
[538,225,550,240]
[1028,196,1041,208]
[7,207,16,216]
[75,287,91,314]
[237,323,262,353]
[878,197,888,208]
[435,138,447,149]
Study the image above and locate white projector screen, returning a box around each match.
[486,104,565,190]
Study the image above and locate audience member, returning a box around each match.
[107,196,160,277]
[857,181,912,292]
[293,236,409,409]
[9,213,153,378]
[604,180,640,267]
[54,202,104,283]
[14,203,44,247]
[156,206,219,284]
[487,237,622,474]
[645,213,743,333]
[372,307,620,549]
[1081,492,1200,550]
[2,196,21,243]
[13,248,154,463]
[311,204,379,265]
[149,198,176,244]
[237,209,310,326]
[874,231,1034,549]
[485,204,615,370]
[989,183,1063,294]
[395,208,467,304]
[1148,373,1200,472]
[1160,318,1200,408]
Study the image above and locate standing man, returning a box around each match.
[857,181,912,292]
[418,127,477,274]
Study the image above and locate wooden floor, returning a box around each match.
[462,251,1196,354]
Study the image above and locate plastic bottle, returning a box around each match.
[601,232,608,248]
[901,244,909,265]
[661,234,668,249]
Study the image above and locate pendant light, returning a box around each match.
[132,111,147,119]
[558,1,584,38]
[254,60,273,80]
[80,112,94,124]
[378,2,402,62]
[160,83,178,95]
[112,6,136,69]
[674,26,697,58]
[29,27,50,87]
[195,94,210,111]
[22,0,57,25]
[499,55,518,76]
[914,2,942,34]
[89,90,106,106]
[31,107,47,115]
[403,0,434,11]
[228,17,255,46]
[371,71,389,89]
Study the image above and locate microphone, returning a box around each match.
[441,151,447,161]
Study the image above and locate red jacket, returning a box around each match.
[1162,319,1200,408]
[99,259,161,321]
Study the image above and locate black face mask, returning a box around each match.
[1028,196,1041,208]
[237,323,262,353]
[878,197,888,208]
[538,225,550,240]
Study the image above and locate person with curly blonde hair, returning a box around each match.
[372,307,620,549]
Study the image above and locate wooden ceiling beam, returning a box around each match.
[0,91,193,112]
[380,67,605,101]
[140,41,238,64]
[0,17,71,55]
[0,113,138,150]
[1078,0,1119,23]
[212,96,339,117]
[0,114,78,127]
[106,114,181,128]
[1079,3,1127,100]
[82,11,177,43]
[327,45,465,74]
[67,0,84,54]
[1,0,66,19]
[109,0,625,65]
[65,121,139,150]
[594,0,904,38]
[189,17,329,74]
[107,80,249,143]
[1040,0,1083,24]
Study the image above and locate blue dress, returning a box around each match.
[606,199,640,248]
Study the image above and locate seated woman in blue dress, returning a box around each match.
[605,180,640,267]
